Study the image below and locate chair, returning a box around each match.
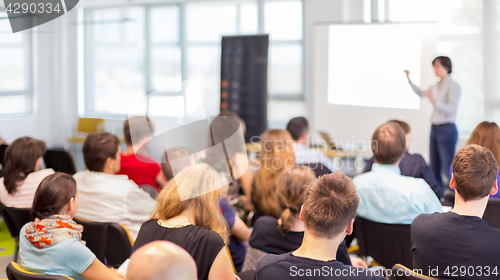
[43,149,77,175]
[355,217,412,269]
[0,144,8,177]
[236,270,255,280]
[299,162,332,178]
[482,198,500,230]
[73,218,133,268]
[67,118,105,144]
[241,246,270,271]
[0,203,32,262]
[389,264,437,280]
[6,262,74,280]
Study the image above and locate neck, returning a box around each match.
[164,208,196,226]
[451,194,488,218]
[102,168,115,174]
[293,231,343,261]
[439,74,449,81]
[279,215,305,232]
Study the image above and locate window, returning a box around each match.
[389,0,497,134]
[0,12,33,116]
[81,0,305,122]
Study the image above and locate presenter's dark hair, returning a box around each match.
[432,56,452,74]
[82,132,120,172]
[371,123,406,165]
[3,137,46,195]
[286,117,309,141]
[452,144,498,202]
[31,172,77,220]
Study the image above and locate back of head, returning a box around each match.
[254,129,295,217]
[3,136,46,194]
[302,173,359,238]
[276,165,316,235]
[371,122,406,165]
[31,172,77,220]
[162,147,195,181]
[466,121,500,166]
[286,117,309,141]
[154,163,228,243]
[387,120,411,135]
[124,116,154,147]
[452,144,498,202]
[127,241,197,280]
[82,132,120,172]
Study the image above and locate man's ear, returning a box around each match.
[105,157,113,170]
[491,179,498,196]
[449,174,456,190]
[68,197,76,213]
[299,206,304,222]
[346,218,354,235]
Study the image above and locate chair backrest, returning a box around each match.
[6,262,74,280]
[76,118,105,134]
[1,204,32,239]
[299,162,331,178]
[389,264,437,280]
[355,217,412,269]
[73,219,133,268]
[241,246,270,272]
[43,149,77,175]
[482,198,500,230]
[0,144,8,166]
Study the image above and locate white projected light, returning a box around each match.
[327,24,422,109]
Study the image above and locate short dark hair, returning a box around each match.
[452,144,498,202]
[31,172,77,220]
[432,56,453,74]
[387,120,411,135]
[286,117,309,141]
[371,123,406,165]
[124,116,154,146]
[82,132,120,172]
[162,147,193,181]
[302,173,359,238]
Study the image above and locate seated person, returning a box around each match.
[255,173,385,280]
[412,144,500,279]
[74,132,156,240]
[0,137,54,208]
[286,117,335,172]
[250,166,366,267]
[127,241,197,280]
[449,121,500,198]
[19,173,124,280]
[354,122,442,224]
[133,163,237,280]
[252,129,295,225]
[117,116,167,195]
[364,120,442,198]
[161,146,195,184]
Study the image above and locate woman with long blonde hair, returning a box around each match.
[252,129,295,225]
[133,164,236,280]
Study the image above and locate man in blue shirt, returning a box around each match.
[354,122,442,224]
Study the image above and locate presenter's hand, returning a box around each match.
[426,89,435,104]
[404,70,410,80]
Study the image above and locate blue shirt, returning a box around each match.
[219,198,246,272]
[354,163,442,224]
[19,224,96,280]
[293,143,335,172]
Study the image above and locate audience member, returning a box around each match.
[449,121,500,198]
[133,163,236,280]
[252,129,295,225]
[250,166,365,267]
[286,117,335,172]
[254,173,385,280]
[364,120,442,198]
[19,173,124,280]
[127,241,197,280]
[117,116,167,196]
[412,144,500,279]
[0,137,54,208]
[354,123,442,224]
[161,146,195,183]
[74,132,156,240]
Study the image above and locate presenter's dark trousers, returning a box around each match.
[430,123,458,195]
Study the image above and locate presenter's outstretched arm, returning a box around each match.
[404,70,425,97]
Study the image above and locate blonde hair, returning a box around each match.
[253,129,295,218]
[276,166,316,235]
[153,163,229,243]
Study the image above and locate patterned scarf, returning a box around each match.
[25,215,86,249]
